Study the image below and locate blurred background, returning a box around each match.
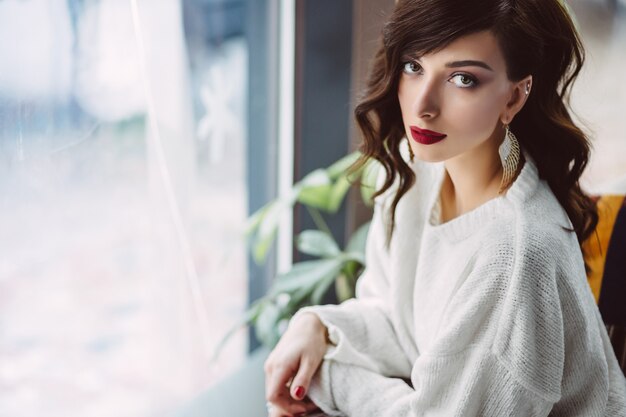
[0,0,624,416]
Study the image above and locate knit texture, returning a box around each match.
[294,149,626,416]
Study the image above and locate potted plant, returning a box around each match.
[213,151,381,358]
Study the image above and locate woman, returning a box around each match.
[264,0,626,415]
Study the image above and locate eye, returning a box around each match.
[449,73,478,88]
[402,61,422,75]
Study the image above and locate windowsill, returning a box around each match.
[174,347,270,417]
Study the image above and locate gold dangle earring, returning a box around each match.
[498,124,521,194]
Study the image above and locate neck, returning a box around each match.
[440,140,503,222]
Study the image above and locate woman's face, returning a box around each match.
[397,30,516,163]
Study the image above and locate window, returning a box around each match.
[0,0,279,415]
[568,0,626,189]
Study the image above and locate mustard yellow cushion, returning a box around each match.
[583,195,624,301]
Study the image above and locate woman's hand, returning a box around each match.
[264,312,329,416]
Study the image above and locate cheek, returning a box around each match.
[444,90,504,135]
[397,84,410,119]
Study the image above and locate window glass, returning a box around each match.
[0,0,268,415]
[570,0,626,188]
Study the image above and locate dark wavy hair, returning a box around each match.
[348,0,598,257]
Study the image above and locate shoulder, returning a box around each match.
[513,179,583,276]
[476,171,581,273]
[508,155,579,257]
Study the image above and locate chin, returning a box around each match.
[412,146,449,163]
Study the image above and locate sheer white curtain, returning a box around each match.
[0,1,248,415]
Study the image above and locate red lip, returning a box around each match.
[410,126,447,145]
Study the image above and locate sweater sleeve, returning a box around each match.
[306,232,568,417]
[291,193,412,378]
[307,350,555,417]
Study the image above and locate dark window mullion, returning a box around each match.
[245,0,279,353]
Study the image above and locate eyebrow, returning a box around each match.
[445,60,494,71]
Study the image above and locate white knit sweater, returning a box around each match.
[294,150,626,416]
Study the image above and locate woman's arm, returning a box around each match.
[306,235,574,417]
[292,195,412,378]
[308,349,556,417]
[265,189,411,415]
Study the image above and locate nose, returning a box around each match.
[411,77,440,120]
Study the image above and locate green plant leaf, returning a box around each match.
[255,302,282,347]
[326,151,361,179]
[299,168,332,188]
[246,153,372,263]
[296,230,341,258]
[360,159,383,206]
[310,272,338,305]
[253,198,295,264]
[287,183,303,205]
[270,258,344,296]
[326,174,352,213]
[297,184,333,209]
[342,259,363,281]
[344,221,370,264]
[340,252,365,264]
[334,273,355,302]
[248,181,306,264]
[296,169,333,209]
[287,285,314,308]
[253,231,277,264]
[243,202,272,237]
[339,261,364,302]
[209,299,266,364]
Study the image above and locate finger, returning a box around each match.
[291,399,321,413]
[298,401,322,414]
[268,402,311,417]
[268,407,285,417]
[267,400,284,417]
[266,370,314,413]
[266,363,296,403]
[273,390,315,415]
[268,404,285,417]
[290,357,319,400]
[295,407,324,417]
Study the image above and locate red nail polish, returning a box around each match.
[294,385,305,399]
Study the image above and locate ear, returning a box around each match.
[500,75,532,125]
